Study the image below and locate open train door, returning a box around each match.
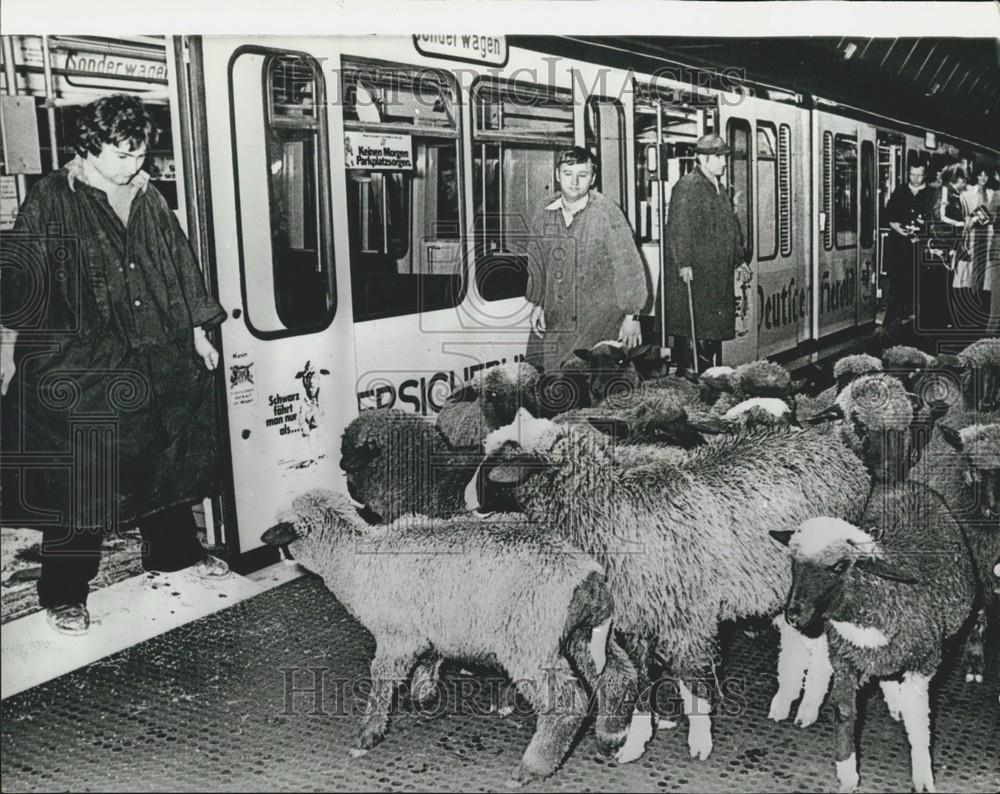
[718,92,810,361]
[177,37,357,571]
[812,109,877,342]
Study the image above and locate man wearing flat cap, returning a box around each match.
[656,132,750,372]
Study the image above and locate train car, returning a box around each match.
[2,34,998,570]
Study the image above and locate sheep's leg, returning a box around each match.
[829,663,860,793]
[795,630,833,727]
[769,614,811,721]
[612,634,655,764]
[409,657,443,707]
[509,664,588,786]
[352,651,414,756]
[879,678,903,722]
[899,671,935,793]
[565,633,638,757]
[677,675,713,761]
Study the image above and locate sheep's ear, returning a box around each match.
[790,377,809,394]
[688,416,728,436]
[769,530,793,547]
[628,343,654,361]
[261,521,300,546]
[573,348,593,363]
[939,424,964,453]
[804,404,845,425]
[676,367,701,385]
[854,556,920,585]
[340,439,380,472]
[446,384,478,404]
[320,369,330,376]
[486,453,546,485]
[700,373,734,393]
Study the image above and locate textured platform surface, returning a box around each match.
[2,575,998,793]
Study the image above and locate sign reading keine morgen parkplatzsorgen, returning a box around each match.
[344,132,414,171]
[413,35,508,66]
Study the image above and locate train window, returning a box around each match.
[756,123,778,261]
[585,96,627,211]
[727,118,753,261]
[230,49,336,338]
[861,140,876,249]
[342,58,463,322]
[472,78,574,302]
[778,124,792,257]
[834,135,858,249]
[822,132,833,250]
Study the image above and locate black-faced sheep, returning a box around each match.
[954,337,1000,420]
[468,408,872,761]
[795,353,882,422]
[772,498,981,794]
[436,362,544,447]
[340,408,480,522]
[568,341,701,409]
[262,489,637,785]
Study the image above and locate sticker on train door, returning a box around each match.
[294,360,330,436]
[227,351,256,407]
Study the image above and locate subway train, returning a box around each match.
[1,34,997,567]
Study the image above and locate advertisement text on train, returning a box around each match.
[344,132,414,171]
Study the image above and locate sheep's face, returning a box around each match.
[573,341,646,406]
[733,360,792,402]
[468,439,546,513]
[941,424,1000,520]
[723,397,796,431]
[445,363,541,429]
[698,366,735,405]
[836,375,915,483]
[782,557,849,637]
[263,489,357,546]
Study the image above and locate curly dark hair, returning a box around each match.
[74,94,159,157]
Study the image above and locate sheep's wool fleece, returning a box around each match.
[881,345,931,371]
[833,354,883,381]
[505,421,870,671]
[826,482,975,677]
[282,490,604,692]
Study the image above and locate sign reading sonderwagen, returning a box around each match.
[413,34,508,66]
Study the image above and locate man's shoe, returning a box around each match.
[191,555,230,580]
[46,603,90,636]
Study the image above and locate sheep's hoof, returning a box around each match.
[657,718,678,730]
[614,712,653,764]
[497,705,514,717]
[793,702,820,728]
[836,756,859,793]
[504,777,523,789]
[348,748,368,759]
[767,695,793,722]
[687,721,712,761]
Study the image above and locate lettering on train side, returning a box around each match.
[355,354,526,415]
[819,268,857,314]
[758,278,809,332]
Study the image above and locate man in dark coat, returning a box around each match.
[656,133,748,372]
[522,147,649,375]
[0,95,228,636]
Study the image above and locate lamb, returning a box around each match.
[340,408,481,522]
[467,407,872,761]
[261,489,637,785]
[436,362,544,447]
[772,500,982,794]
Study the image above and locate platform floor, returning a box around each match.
[2,574,998,793]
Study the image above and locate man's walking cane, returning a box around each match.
[686,278,700,375]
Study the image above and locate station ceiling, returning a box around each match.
[516,37,1000,151]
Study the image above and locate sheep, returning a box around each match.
[568,341,702,409]
[436,362,544,447]
[261,488,638,784]
[700,359,798,418]
[954,337,1000,419]
[795,353,882,422]
[340,408,481,522]
[771,496,982,794]
[467,407,873,761]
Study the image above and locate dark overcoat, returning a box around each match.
[521,191,650,373]
[1,162,226,530]
[656,166,744,341]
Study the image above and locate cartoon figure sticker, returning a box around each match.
[228,351,256,407]
[295,360,330,435]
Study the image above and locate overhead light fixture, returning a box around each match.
[842,43,858,60]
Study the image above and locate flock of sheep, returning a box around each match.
[263,337,1000,793]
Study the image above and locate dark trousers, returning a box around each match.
[37,503,205,608]
[671,336,723,373]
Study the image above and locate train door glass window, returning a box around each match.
[342,58,462,322]
[822,132,834,250]
[634,86,701,244]
[585,96,627,211]
[230,49,336,337]
[778,124,792,257]
[727,117,752,260]
[834,134,858,249]
[861,140,876,249]
[756,122,778,261]
[472,78,573,302]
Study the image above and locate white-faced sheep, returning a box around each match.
[340,408,481,522]
[436,362,544,447]
[771,495,982,794]
[262,489,641,784]
[467,407,873,761]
